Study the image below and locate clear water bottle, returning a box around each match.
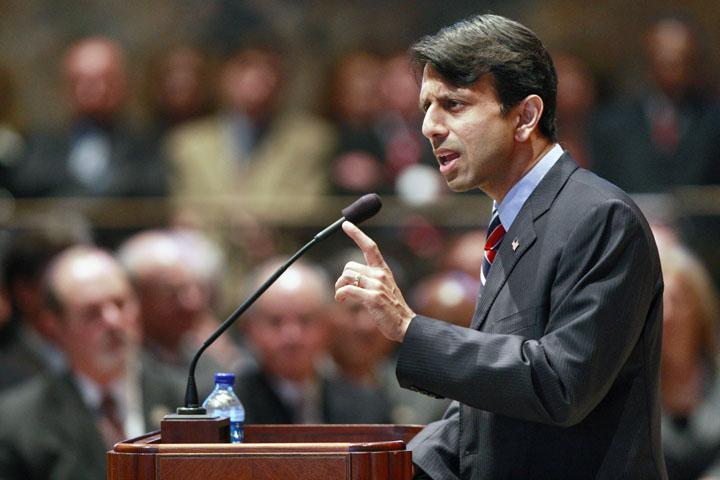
[202,372,245,443]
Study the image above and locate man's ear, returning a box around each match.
[514,95,544,142]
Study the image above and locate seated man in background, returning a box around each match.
[117,229,250,396]
[12,36,167,200]
[237,259,391,424]
[658,241,720,480]
[0,213,90,391]
[0,246,184,480]
[166,42,335,221]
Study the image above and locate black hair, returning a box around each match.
[410,14,557,141]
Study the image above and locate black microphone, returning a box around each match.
[313,192,382,241]
[177,193,382,414]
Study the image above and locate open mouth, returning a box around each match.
[438,152,459,166]
[437,151,460,174]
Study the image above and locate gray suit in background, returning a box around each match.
[0,356,184,480]
[399,154,666,479]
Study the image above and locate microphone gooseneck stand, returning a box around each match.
[176,193,382,414]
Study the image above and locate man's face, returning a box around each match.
[136,264,209,350]
[646,21,697,99]
[330,302,390,375]
[245,272,328,382]
[64,41,128,120]
[220,50,281,119]
[55,252,140,384]
[419,65,517,194]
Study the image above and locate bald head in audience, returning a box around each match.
[63,37,128,122]
[44,246,140,385]
[243,260,330,382]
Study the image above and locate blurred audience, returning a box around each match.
[411,270,478,329]
[0,213,91,391]
[378,52,446,206]
[0,65,26,190]
[327,50,445,205]
[165,43,333,297]
[236,258,391,424]
[327,50,386,195]
[591,16,720,192]
[325,250,395,417]
[166,42,335,219]
[118,229,249,396]
[554,52,598,170]
[440,229,487,281]
[0,246,184,480]
[657,240,720,480]
[145,45,215,137]
[11,36,168,200]
[329,299,393,378]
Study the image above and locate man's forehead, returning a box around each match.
[55,253,130,301]
[420,65,449,91]
[419,65,497,105]
[419,65,468,98]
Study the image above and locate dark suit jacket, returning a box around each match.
[398,154,666,479]
[590,94,720,193]
[236,368,392,425]
[0,326,55,391]
[0,357,184,480]
[11,121,167,199]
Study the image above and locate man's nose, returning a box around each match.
[177,283,206,312]
[421,105,448,142]
[279,316,304,341]
[100,303,124,329]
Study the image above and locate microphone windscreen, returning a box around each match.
[342,193,382,224]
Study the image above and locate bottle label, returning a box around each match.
[230,420,244,443]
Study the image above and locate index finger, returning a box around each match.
[342,221,386,267]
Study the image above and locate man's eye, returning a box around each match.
[446,100,463,110]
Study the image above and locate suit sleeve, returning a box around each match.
[397,199,661,427]
[407,401,461,480]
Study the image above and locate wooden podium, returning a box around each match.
[107,423,422,480]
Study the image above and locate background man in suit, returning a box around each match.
[335,14,665,479]
[0,213,90,391]
[12,37,167,201]
[0,246,184,480]
[236,258,391,425]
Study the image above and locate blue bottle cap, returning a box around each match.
[214,372,235,385]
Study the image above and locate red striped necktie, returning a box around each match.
[97,391,125,448]
[481,208,506,286]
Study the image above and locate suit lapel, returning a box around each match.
[43,373,108,474]
[471,153,579,331]
[471,214,536,330]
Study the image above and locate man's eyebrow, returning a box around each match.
[419,93,457,111]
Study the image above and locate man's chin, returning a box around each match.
[445,179,473,193]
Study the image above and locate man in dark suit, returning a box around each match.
[0,246,184,480]
[335,14,666,479]
[0,214,92,391]
[237,259,391,425]
[12,36,166,200]
[590,16,720,194]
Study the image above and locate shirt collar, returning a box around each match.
[71,352,146,438]
[73,372,125,412]
[496,144,564,230]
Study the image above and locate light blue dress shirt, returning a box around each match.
[495,144,565,230]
